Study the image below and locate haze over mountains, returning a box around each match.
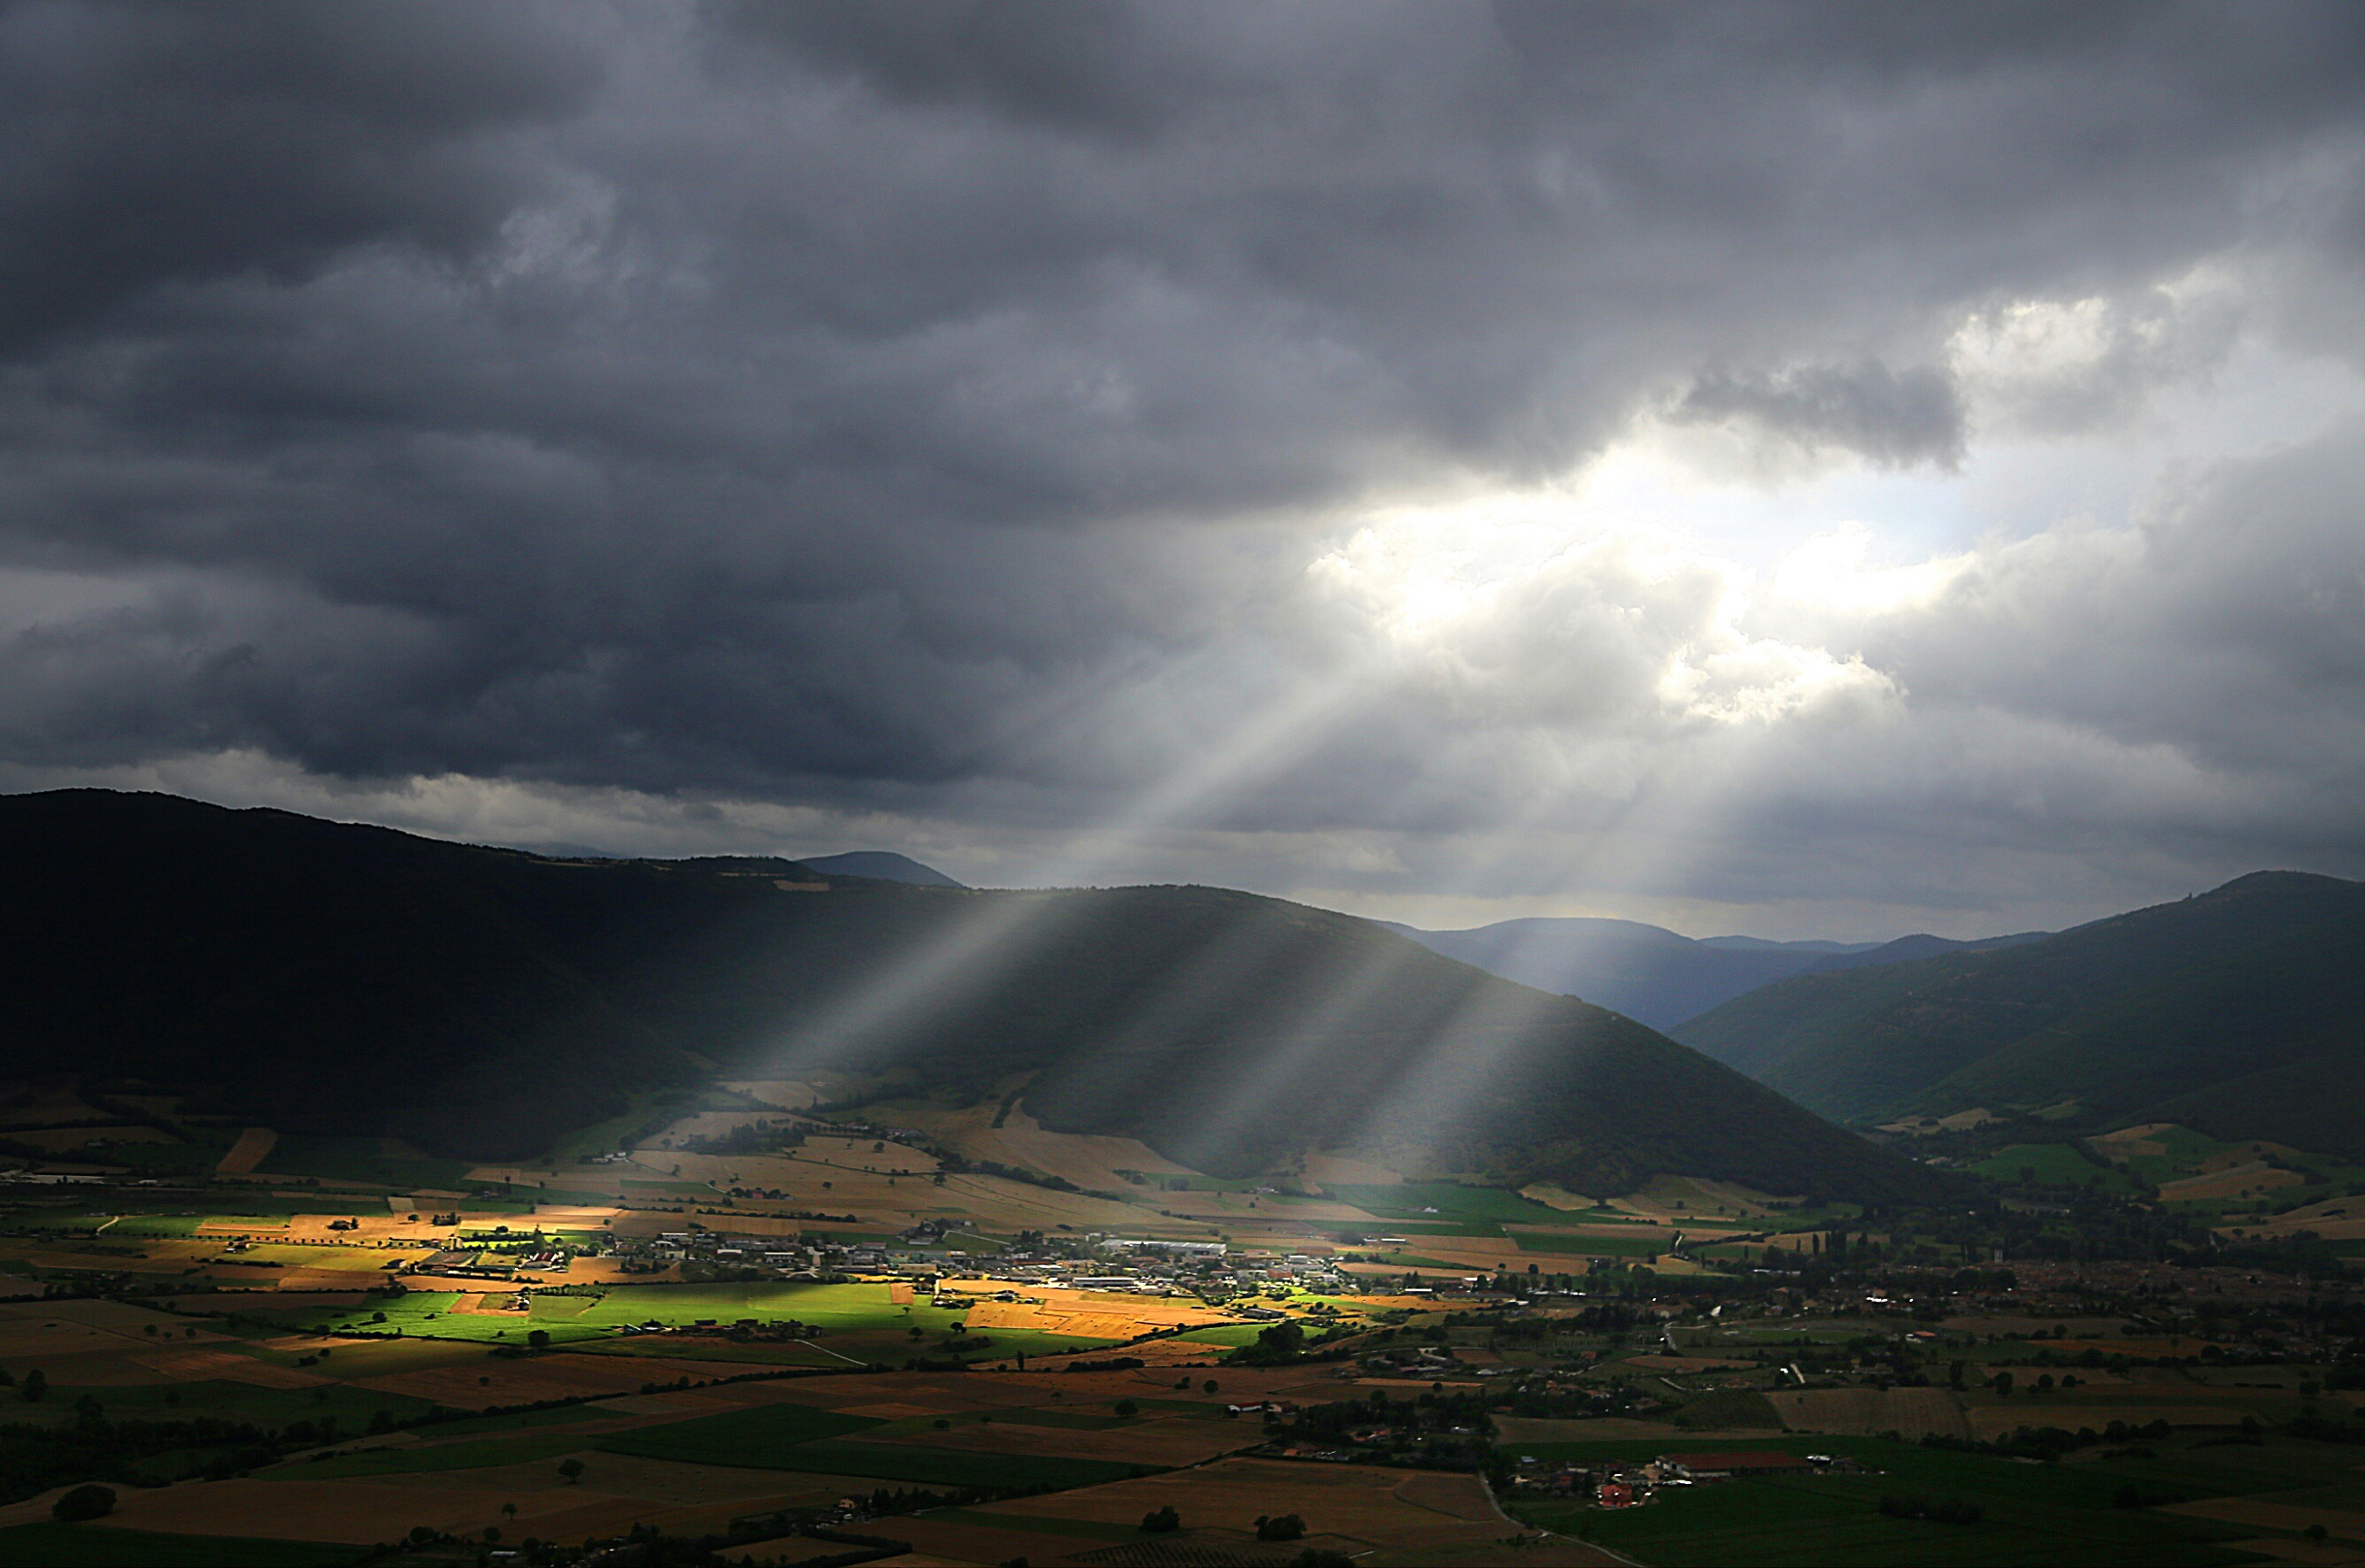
[1673,872,2365,1158]
[1385,918,2046,1031]
[0,789,1945,1205]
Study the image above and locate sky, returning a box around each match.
[4,1,2365,940]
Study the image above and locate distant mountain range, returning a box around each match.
[798,850,965,888]
[1384,917,2045,1030]
[0,789,1945,1203]
[1670,871,2365,1157]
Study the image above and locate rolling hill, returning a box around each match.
[798,850,965,888]
[1670,871,2365,1153]
[0,788,1945,1203]
[1385,916,2040,1029]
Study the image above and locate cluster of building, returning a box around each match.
[1508,1449,1857,1507]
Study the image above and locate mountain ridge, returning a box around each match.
[0,788,1946,1204]
[1670,870,2365,1153]
[1385,915,2043,1030]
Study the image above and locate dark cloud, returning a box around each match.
[1676,362,1966,469]
[0,1,2361,927]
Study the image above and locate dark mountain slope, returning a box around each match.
[799,851,964,888]
[1672,872,2365,1128]
[0,789,1944,1203]
[1802,931,2048,976]
[1387,917,2041,1030]
[1920,911,2365,1157]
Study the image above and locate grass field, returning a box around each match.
[1510,1435,2261,1567]
[1511,1230,1668,1257]
[1321,1182,1572,1225]
[1971,1143,2139,1194]
[593,1400,883,1464]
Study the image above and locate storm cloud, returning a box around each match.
[3,0,2363,935]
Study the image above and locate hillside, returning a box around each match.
[1386,916,2037,1030]
[0,789,1945,1203]
[1671,872,2365,1145]
[799,850,965,888]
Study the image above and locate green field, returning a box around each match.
[1972,1143,2139,1194]
[595,1400,882,1464]
[1175,1323,1265,1347]
[260,1292,610,1346]
[1512,1231,1667,1257]
[1323,1182,1572,1225]
[1510,1435,2261,1567]
[572,1280,922,1329]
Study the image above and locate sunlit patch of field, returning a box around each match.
[2161,1162,2308,1202]
[795,1134,943,1173]
[2243,1198,2365,1240]
[1611,1174,1795,1220]
[948,1286,1229,1345]
[1517,1182,1600,1210]
[215,1126,279,1174]
[877,1099,1191,1193]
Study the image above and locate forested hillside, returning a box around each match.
[0,790,1945,1203]
[1672,872,2365,1150]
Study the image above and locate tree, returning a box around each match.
[1115,1398,1139,1417]
[52,1485,114,1522]
[1255,1512,1306,1541]
[558,1457,586,1484]
[20,1368,45,1403]
[1992,1372,2014,1397]
[1203,1379,1219,1394]
[1254,1320,1306,1359]
[1140,1504,1181,1533]
[527,1329,550,1349]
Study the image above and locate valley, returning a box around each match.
[3,796,2363,1566]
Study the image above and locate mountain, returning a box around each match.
[1698,935,1877,955]
[1670,872,2365,1151]
[0,789,1945,1203]
[798,850,965,888]
[1800,931,2050,976]
[1384,917,2039,1030]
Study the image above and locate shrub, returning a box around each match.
[1140,1504,1181,1533]
[1255,1512,1306,1541]
[52,1485,115,1522]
